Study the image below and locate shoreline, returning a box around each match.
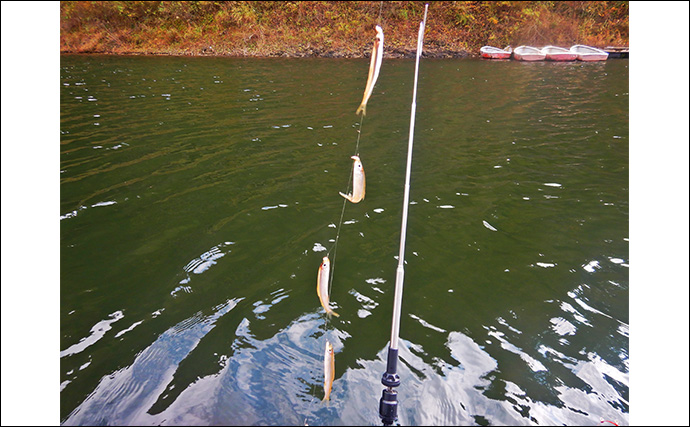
[59,47,473,59]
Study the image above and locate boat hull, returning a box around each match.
[480,46,512,59]
[545,52,577,61]
[513,46,545,61]
[513,53,545,61]
[541,46,577,61]
[570,45,609,61]
[576,53,609,61]
[481,51,511,59]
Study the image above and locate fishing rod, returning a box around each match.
[379,4,428,426]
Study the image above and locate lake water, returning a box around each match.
[60,55,628,425]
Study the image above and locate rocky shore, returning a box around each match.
[60,44,472,59]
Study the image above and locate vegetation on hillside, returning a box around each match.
[60,1,629,57]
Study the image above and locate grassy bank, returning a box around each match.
[60,1,629,58]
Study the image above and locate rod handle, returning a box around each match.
[379,388,398,426]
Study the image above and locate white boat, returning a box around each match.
[480,45,512,59]
[512,46,545,61]
[569,44,609,61]
[541,45,577,61]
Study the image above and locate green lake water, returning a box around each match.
[60,54,628,425]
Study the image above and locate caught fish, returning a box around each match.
[355,25,384,116]
[339,155,366,203]
[323,340,335,401]
[317,256,339,317]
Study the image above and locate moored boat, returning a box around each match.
[569,44,609,61]
[541,45,577,61]
[513,46,545,61]
[480,45,512,59]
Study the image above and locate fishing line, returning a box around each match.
[323,15,379,311]
[326,114,365,299]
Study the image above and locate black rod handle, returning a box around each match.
[379,387,398,426]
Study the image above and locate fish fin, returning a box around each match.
[339,192,353,202]
[330,310,340,318]
[355,103,366,116]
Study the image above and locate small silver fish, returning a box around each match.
[317,256,339,317]
[355,25,384,116]
[339,155,365,203]
[323,340,335,401]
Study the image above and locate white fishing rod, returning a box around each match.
[379,4,428,426]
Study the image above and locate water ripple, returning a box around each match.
[172,241,235,297]
[60,57,628,425]
[60,311,124,358]
[62,299,242,425]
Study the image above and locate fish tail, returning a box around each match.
[356,103,366,116]
[339,191,353,202]
[330,310,340,318]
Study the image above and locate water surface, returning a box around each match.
[60,55,628,425]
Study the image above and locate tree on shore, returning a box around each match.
[60,1,629,57]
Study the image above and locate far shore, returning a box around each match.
[59,47,473,59]
[60,2,627,63]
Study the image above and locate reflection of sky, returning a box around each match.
[63,283,628,426]
[62,299,242,426]
[60,311,124,358]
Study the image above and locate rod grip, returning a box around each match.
[379,387,398,426]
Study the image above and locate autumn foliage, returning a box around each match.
[60,1,629,57]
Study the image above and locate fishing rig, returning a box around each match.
[317,4,429,421]
[379,4,428,426]
[316,5,386,404]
